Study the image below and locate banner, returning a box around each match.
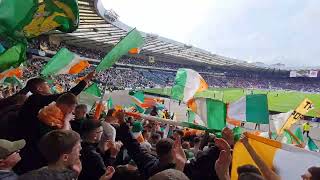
[279,98,313,134]
[290,70,318,78]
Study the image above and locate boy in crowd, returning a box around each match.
[70,104,88,135]
[38,93,78,133]
[18,130,82,180]
[79,120,121,180]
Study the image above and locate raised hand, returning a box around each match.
[214,138,232,180]
[172,135,187,171]
[99,166,115,180]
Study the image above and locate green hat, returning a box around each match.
[0,139,25,159]
[132,121,143,133]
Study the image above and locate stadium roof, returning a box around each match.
[49,0,285,71]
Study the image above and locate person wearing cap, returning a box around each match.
[0,139,25,180]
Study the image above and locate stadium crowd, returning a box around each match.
[21,57,320,93]
[0,73,319,180]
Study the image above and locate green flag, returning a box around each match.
[41,48,89,76]
[233,127,243,141]
[187,109,196,123]
[0,43,26,72]
[0,0,79,38]
[3,76,23,88]
[96,28,144,72]
[294,127,304,143]
[84,83,102,97]
[188,98,226,131]
[0,43,5,54]
[227,94,269,124]
[107,97,113,109]
[282,129,293,144]
[306,137,319,152]
[78,83,102,111]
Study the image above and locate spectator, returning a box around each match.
[70,104,88,135]
[0,139,25,180]
[38,93,78,133]
[79,120,120,180]
[14,72,94,174]
[18,130,82,180]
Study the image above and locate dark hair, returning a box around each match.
[111,166,141,180]
[81,120,102,137]
[174,129,184,137]
[39,130,80,164]
[193,137,201,144]
[56,93,77,105]
[107,109,116,117]
[75,104,87,111]
[238,173,264,180]
[237,165,261,176]
[156,138,174,157]
[308,166,320,180]
[151,133,161,140]
[25,78,46,94]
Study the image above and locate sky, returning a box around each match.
[102,0,320,67]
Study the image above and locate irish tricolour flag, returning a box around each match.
[227,94,269,124]
[78,83,102,111]
[187,98,226,131]
[232,132,320,180]
[171,68,208,102]
[41,48,90,76]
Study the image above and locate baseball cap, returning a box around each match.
[0,139,26,159]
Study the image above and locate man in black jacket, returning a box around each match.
[115,112,222,180]
[79,120,120,180]
[14,71,94,174]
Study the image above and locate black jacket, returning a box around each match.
[117,123,221,180]
[18,167,78,180]
[14,80,87,174]
[79,142,116,180]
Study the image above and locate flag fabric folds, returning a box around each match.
[270,111,293,134]
[227,94,269,124]
[294,127,305,143]
[171,68,208,102]
[2,76,23,88]
[187,98,226,131]
[0,43,5,53]
[0,43,26,72]
[305,137,319,152]
[107,97,113,109]
[231,132,320,180]
[0,0,79,38]
[41,48,90,76]
[78,83,102,111]
[96,28,144,72]
[0,67,23,80]
[278,98,312,135]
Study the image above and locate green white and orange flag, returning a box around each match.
[41,48,90,76]
[96,28,144,72]
[78,83,102,111]
[171,68,208,102]
[187,98,226,131]
[231,132,320,180]
[227,94,269,124]
[0,67,23,80]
